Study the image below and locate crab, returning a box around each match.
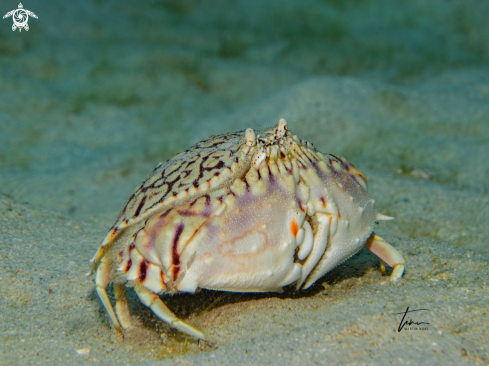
[91,118,405,340]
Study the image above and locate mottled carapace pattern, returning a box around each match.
[117,131,245,224]
[92,127,369,269]
[116,154,363,294]
[92,130,254,264]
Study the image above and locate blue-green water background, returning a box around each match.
[1,1,489,364]
[1,0,488,227]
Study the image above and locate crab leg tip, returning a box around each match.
[114,284,133,329]
[390,264,405,282]
[134,283,204,339]
[172,320,205,340]
[96,285,122,330]
[95,260,124,330]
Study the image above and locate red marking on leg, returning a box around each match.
[125,259,132,272]
[172,223,184,266]
[138,260,148,282]
[172,266,181,281]
[290,219,299,237]
[319,196,326,208]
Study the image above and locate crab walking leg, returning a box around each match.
[365,234,405,281]
[114,284,132,329]
[134,283,204,339]
[95,259,121,331]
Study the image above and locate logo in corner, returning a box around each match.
[3,3,37,32]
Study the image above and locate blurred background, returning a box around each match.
[1,0,488,250]
[1,2,489,363]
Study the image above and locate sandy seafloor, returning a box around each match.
[1,0,489,365]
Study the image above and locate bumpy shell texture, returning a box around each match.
[91,129,255,267]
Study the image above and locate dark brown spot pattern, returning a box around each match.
[124,259,132,272]
[138,260,148,282]
[110,131,249,233]
[100,123,372,267]
[172,223,184,267]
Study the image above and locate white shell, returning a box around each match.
[91,118,405,340]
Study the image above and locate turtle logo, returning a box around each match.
[3,3,37,32]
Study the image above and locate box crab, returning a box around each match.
[91,118,405,339]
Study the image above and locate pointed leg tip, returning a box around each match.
[118,315,133,330]
[302,280,314,290]
[134,283,204,339]
[173,320,205,340]
[390,264,405,282]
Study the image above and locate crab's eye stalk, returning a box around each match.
[275,118,287,139]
